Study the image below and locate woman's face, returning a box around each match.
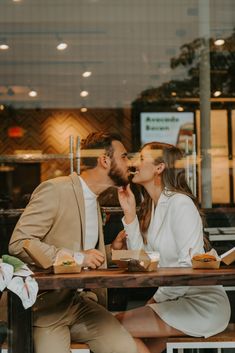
[131,146,161,185]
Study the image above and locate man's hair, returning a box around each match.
[80,131,122,170]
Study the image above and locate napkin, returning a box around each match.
[0,262,14,291]
[7,276,38,309]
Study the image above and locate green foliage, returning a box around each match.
[2,255,24,271]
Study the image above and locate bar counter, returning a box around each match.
[8,265,235,353]
[34,266,235,289]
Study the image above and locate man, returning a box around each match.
[9,132,138,353]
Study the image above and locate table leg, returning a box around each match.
[8,291,33,353]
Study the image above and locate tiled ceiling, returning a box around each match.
[0,0,234,108]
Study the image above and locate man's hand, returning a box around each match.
[112,230,127,250]
[82,249,105,269]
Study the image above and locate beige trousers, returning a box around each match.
[34,294,138,353]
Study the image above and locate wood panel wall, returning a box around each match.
[0,108,132,181]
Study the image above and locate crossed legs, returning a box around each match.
[116,306,185,353]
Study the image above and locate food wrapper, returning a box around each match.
[53,250,81,274]
[112,250,159,272]
[191,249,221,269]
[220,247,235,265]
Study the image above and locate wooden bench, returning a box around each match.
[0,341,90,353]
[71,342,90,352]
[166,323,235,353]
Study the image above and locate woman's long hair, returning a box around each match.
[138,142,202,242]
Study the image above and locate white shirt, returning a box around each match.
[79,176,99,250]
[122,191,205,302]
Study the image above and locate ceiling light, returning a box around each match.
[82,71,92,78]
[213,90,222,97]
[28,90,38,97]
[0,104,4,111]
[0,43,9,50]
[56,42,68,51]
[81,107,88,112]
[214,39,225,46]
[80,90,89,97]
[177,106,184,112]
[171,91,177,96]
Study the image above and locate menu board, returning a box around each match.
[140,112,194,151]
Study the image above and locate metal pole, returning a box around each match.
[69,135,74,174]
[76,136,81,175]
[192,134,197,196]
[199,0,212,207]
[185,136,190,186]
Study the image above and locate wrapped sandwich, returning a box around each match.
[191,249,220,269]
[192,253,217,262]
[53,251,81,274]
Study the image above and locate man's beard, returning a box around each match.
[108,159,128,187]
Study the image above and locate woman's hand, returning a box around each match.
[111,230,127,250]
[117,184,136,224]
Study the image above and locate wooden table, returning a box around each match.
[7,266,235,353]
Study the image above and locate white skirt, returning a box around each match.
[148,286,231,338]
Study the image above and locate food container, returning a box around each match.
[220,247,235,265]
[191,249,221,269]
[53,251,81,274]
[111,249,159,272]
[53,263,81,274]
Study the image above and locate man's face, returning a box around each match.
[108,140,130,186]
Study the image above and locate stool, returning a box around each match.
[166,323,235,353]
[71,342,90,352]
[0,341,90,353]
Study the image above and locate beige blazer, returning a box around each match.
[9,172,107,327]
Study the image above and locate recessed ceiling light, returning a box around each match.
[80,90,89,97]
[214,39,225,46]
[213,90,222,97]
[57,42,68,50]
[81,107,88,112]
[28,90,38,97]
[0,44,9,50]
[82,71,92,78]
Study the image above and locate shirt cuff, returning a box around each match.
[122,215,138,228]
[74,252,85,265]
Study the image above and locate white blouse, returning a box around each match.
[122,191,205,302]
[122,191,231,337]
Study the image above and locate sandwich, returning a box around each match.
[192,253,217,263]
[53,251,81,273]
[54,252,76,266]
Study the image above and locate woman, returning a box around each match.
[112,142,231,353]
